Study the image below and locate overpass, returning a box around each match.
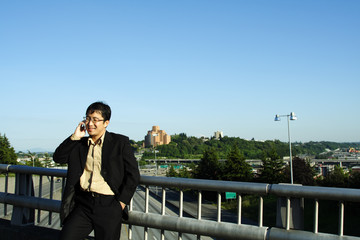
[147,158,360,168]
[144,158,360,163]
[1,164,360,240]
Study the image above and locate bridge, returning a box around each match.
[1,164,360,240]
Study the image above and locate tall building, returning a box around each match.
[214,131,223,140]
[144,126,171,147]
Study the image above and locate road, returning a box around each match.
[129,186,214,240]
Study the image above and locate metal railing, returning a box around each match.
[1,164,360,240]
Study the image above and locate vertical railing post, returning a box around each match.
[314,199,319,233]
[48,176,54,225]
[276,185,304,230]
[339,201,344,236]
[4,172,9,216]
[197,190,202,240]
[286,197,291,230]
[144,186,149,240]
[161,188,166,240]
[217,192,221,222]
[178,190,183,240]
[129,198,133,240]
[259,196,263,227]
[197,190,202,220]
[237,194,242,225]
[179,190,184,218]
[37,175,43,223]
[11,172,35,226]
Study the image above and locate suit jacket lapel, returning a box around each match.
[80,137,89,170]
[102,131,114,167]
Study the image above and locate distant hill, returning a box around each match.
[29,148,53,153]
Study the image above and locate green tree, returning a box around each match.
[166,165,191,178]
[0,133,17,165]
[43,153,52,168]
[166,165,177,177]
[322,165,349,188]
[223,145,253,182]
[284,157,315,185]
[178,167,191,178]
[349,171,360,189]
[259,148,285,183]
[194,148,220,180]
[129,140,140,153]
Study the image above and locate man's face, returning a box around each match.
[85,111,109,138]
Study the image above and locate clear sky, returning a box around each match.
[1,1,359,152]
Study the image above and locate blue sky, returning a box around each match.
[1,1,359,152]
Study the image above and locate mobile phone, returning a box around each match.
[80,122,86,132]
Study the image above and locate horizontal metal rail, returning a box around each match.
[269,183,360,202]
[0,192,60,212]
[0,164,66,177]
[267,228,359,240]
[128,211,360,240]
[2,165,360,202]
[141,175,360,202]
[129,211,268,240]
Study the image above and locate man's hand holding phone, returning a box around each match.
[73,121,87,139]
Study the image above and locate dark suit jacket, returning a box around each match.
[53,131,140,223]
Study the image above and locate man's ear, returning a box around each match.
[104,120,110,128]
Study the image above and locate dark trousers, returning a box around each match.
[59,191,123,240]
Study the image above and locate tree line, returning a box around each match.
[167,145,360,189]
[141,133,360,160]
[2,132,360,188]
[0,133,53,167]
[0,133,17,165]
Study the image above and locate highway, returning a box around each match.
[129,186,213,240]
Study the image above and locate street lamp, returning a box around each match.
[152,134,158,176]
[274,112,297,184]
[152,133,159,195]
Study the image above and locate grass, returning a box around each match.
[0,173,15,177]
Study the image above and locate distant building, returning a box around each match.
[352,166,360,173]
[200,136,210,142]
[214,131,223,140]
[317,164,335,177]
[144,126,171,147]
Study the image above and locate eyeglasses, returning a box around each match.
[83,116,105,124]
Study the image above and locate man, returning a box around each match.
[53,102,140,240]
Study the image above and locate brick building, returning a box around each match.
[144,126,171,147]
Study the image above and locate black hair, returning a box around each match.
[86,101,111,121]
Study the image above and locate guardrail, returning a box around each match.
[0,164,360,240]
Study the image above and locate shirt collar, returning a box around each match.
[88,133,105,147]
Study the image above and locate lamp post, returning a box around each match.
[152,133,159,195]
[152,133,158,176]
[274,112,297,184]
